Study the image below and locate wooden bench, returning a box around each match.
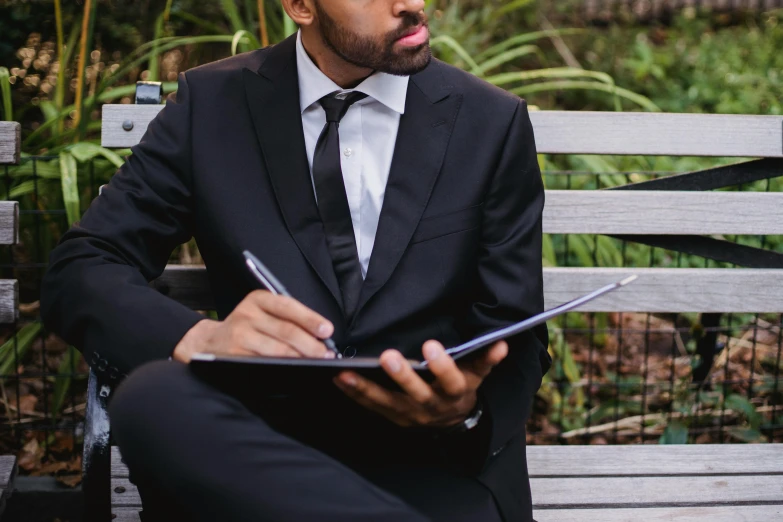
[85,86,783,521]
[0,120,25,519]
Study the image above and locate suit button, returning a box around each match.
[343,346,356,358]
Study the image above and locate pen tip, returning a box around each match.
[619,275,638,286]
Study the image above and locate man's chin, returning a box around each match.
[383,46,432,76]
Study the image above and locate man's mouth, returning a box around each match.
[396,25,429,47]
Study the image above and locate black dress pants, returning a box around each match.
[109,360,504,522]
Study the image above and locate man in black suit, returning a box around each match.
[41,0,551,520]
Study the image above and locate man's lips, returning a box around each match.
[396,25,429,47]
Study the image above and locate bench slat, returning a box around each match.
[545,267,783,312]
[529,111,783,157]
[531,475,783,508]
[149,265,783,313]
[110,445,783,480]
[533,505,783,522]
[0,201,19,245]
[0,455,18,518]
[102,105,783,158]
[110,474,783,509]
[543,190,783,235]
[0,122,21,165]
[527,444,783,476]
[101,105,168,148]
[111,508,141,522]
[0,280,18,324]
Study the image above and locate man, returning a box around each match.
[41,0,551,520]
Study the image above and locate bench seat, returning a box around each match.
[109,444,783,521]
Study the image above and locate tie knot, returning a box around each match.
[319,91,368,123]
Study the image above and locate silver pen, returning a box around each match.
[243,250,342,359]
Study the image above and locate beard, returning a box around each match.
[313,1,431,76]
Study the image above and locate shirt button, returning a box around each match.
[343,148,353,157]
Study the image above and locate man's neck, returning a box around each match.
[300,31,374,89]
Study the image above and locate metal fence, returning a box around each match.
[0,157,780,480]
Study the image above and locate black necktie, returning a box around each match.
[313,91,368,321]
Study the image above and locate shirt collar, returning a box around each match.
[296,30,408,115]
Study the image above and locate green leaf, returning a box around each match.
[0,67,11,121]
[50,346,81,420]
[659,421,689,444]
[69,143,125,168]
[476,29,585,62]
[430,35,480,71]
[496,0,536,16]
[231,30,260,56]
[59,151,80,226]
[724,394,762,430]
[510,81,660,112]
[0,323,44,377]
[471,45,541,77]
[726,427,767,443]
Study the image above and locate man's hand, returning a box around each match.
[334,340,508,429]
[172,290,334,363]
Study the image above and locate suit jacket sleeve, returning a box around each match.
[449,99,551,470]
[40,72,205,379]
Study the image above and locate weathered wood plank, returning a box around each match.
[0,280,18,324]
[529,111,783,157]
[111,478,142,506]
[543,190,783,235]
[149,265,783,313]
[102,105,783,158]
[111,474,783,509]
[534,505,783,522]
[0,122,21,165]
[0,456,17,489]
[0,201,19,245]
[0,455,18,518]
[151,264,213,310]
[530,475,783,508]
[111,444,783,480]
[101,105,166,148]
[527,444,783,476]
[545,267,783,312]
[112,507,142,522]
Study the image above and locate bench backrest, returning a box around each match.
[101,102,783,314]
[0,122,21,323]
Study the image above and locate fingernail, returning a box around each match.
[343,374,358,387]
[386,356,402,373]
[424,343,442,361]
[317,323,332,337]
[324,351,336,359]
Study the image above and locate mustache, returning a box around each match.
[387,12,429,41]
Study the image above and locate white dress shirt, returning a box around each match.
[296,31,409,278]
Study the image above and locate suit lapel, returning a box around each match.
[353,62,463,323]
[242,36,344,311]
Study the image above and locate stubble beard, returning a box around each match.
[313,1,432,76]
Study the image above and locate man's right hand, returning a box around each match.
[172,290,335,363]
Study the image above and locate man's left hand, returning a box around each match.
[333,340,508,429]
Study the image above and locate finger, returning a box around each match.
[240,331,301,358]
[334,371,408,415]
[462,340,509,380]
[250,291,334,339]
[421,341,467,398]
[379,350,434,404]
[333,375,410,426]
[250,309,332,358]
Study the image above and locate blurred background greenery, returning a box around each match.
[0,0,781,480]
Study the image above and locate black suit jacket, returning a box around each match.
[41,35,551,521]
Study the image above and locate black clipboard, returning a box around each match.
[189,275,636,394]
